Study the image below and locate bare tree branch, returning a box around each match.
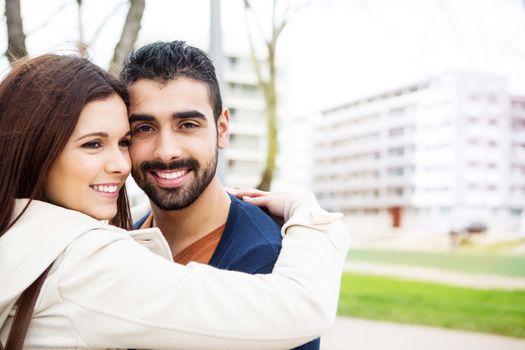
[271,0,278,40]
[76,0,88,56]
[242,0,311,190]
[244,0,270,47]
[88,1,128,47]
[108,0,145,77]
[76,0,83,42]
[5,0,28,64]
[243,0,266,87]
[27,2,69,35]
[284,0,313,21]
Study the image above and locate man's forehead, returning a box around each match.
[128,78,214,118]
[131,78,210,102]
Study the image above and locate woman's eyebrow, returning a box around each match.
[74,132,108,142]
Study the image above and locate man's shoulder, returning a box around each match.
[225,194,282,244]
[208,194,283,273]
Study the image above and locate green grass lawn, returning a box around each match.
[338,273,525,338]
[347,249,525,277]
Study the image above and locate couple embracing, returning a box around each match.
[0,41,349,349]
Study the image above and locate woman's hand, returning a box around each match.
[227,188,319,221]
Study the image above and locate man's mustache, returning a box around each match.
[139,158,199,172]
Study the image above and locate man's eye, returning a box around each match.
[180,122,198,129]
[81,141,102,149]
[133,125,155,134]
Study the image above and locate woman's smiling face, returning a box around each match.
[45,94,132,220]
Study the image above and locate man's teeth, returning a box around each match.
[92,185,118,193]
[156,170,187,179]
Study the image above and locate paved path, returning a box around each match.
[321,317,525,350]
[344,261,525,290]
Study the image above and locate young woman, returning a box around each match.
[0,54,349,349]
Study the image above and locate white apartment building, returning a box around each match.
[313,72,525,232]
[220,53,267,188]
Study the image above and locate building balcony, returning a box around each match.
[510,174,525,186]
[319,194,414,210]
[511,151,525,164]
[511,132,525,144]
[225,95,265,110]
[226,149,266,162]
[229,124,266,136]
[507,197,525,207]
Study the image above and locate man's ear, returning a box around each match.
[217,108,230,149]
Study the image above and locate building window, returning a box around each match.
[511,209,522,217]
[387,187,404,196]
[228,57,238,66]
[388,127,405,137]
[388,167,405,176]
[388,147,405,156]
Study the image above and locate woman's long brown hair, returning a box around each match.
[0,54,132,236]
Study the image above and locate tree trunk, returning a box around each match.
[5,0,28,64]
[257,82,278,191]
[257,46,278,191]
[108,0,145,77]
[244,0,284,191]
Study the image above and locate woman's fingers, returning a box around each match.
[227,187,269,199]
[241,195,269,205]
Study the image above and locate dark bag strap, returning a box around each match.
[0,265,52,350]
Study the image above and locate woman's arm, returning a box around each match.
[56,196,349,349]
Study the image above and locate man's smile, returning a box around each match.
[154,169,189,180]
[150,169,192,188]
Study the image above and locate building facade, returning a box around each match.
[220,54,267,188]
[313,72,525,232]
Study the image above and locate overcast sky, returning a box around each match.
[1,0,525,115]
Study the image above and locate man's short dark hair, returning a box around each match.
[120,41,222,121]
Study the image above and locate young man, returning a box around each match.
[121,41,319,349]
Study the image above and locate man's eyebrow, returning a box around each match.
[172,110,207,120]
[129,113,155,123]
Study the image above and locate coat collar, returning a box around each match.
[0,199,171,304]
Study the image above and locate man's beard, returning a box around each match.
[132,150,218,211]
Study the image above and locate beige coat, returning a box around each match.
[0,198,349,349]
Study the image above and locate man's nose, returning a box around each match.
[153,128,183,162]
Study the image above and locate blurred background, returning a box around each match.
[1,0,524,348]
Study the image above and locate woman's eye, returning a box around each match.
[81,140,102,149]
[119,138,131,148]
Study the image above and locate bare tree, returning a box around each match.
[5,0,27,64]
[108,0,145,77]
[75,0,88,56]
[4,0,144,74]
[243,0,307,190]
